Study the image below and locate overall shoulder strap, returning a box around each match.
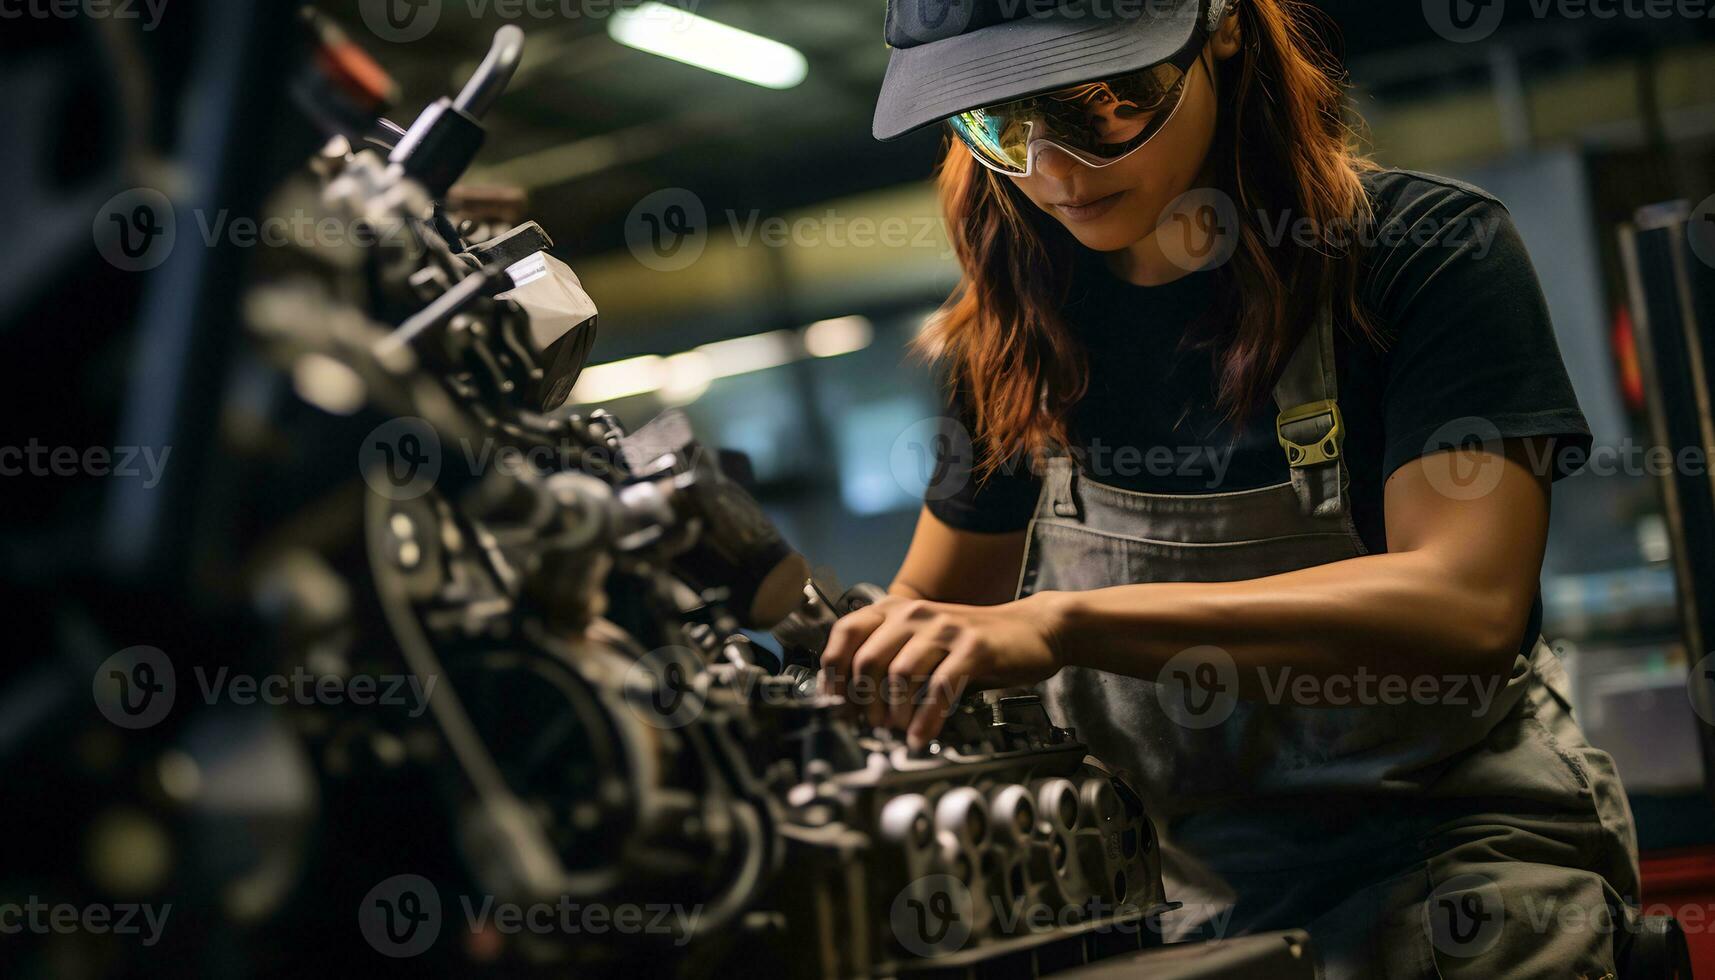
[1272,305,1351,519]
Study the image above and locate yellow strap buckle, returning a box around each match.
[1276,399,1344,468]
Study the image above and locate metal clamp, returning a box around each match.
[1276,399,1344,468]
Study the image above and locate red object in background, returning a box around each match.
[1641,847,1715,977]
[1613,304,1647,412]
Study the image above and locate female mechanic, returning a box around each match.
[819,0,1642,976]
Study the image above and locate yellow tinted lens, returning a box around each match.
[947,62,1190,172]
[947,108,1032,174]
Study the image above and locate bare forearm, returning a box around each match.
[888,581,929,600]
[1035,549,1531,692]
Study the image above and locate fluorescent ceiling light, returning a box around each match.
[569,319,866,406]
[660,351,714,404]
[697,330,799,376]
[803,316,873,358]
[569,354,666,403]
[608,2,808,90]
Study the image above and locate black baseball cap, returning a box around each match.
[873,0,1228,141]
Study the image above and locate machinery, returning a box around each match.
[258,19,1171,977]
[2,16,1187,979]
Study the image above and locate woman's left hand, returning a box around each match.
[818,593,1066,748]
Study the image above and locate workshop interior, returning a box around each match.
[4,0,1715,976]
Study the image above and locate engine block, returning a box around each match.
[765,694,1168,977]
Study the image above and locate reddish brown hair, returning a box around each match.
[919,0,1377,477]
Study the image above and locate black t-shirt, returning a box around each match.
[928,170,1592,645]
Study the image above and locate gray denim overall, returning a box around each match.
[1014,308,1641,978]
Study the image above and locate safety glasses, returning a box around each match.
[945,34,1210,178]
